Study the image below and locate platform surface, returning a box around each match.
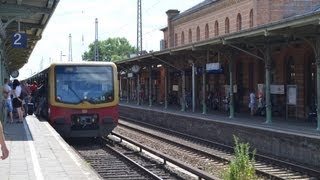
[120,102,320,138]
[0,115,101,180]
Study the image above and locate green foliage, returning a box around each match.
[82,37,136,62]
[223,136,257,180]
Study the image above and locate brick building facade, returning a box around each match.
[163,0,320,48]
[159,0,320,118]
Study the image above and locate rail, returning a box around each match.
[111,131,220,180]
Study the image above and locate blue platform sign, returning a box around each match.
[12,33,27,48]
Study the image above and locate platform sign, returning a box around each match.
[206,63,223,74]
[12,32,27,48]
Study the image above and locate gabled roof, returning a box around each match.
[118,9,320,69]
[173,0,218,20]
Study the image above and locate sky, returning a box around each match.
[19,0,204,79]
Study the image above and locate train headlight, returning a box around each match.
[91,118,95,123]
[77,118,80,123]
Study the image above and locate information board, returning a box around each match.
[287,85,297,105]
[270,85,285,94]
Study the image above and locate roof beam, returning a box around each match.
[0,4,52,17]
[6,22,44,30]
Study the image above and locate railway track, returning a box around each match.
[116,117,320,180]
[70,138,184,180]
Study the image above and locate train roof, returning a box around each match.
[21,61,117,81]
[49,61,116,66]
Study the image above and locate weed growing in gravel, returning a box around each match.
[223,135,257,180]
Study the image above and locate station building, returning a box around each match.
[117,0,320,127]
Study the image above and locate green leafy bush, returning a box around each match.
[223,135,257,180]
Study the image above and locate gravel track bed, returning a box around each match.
[115,119,319,180]
[71,139,187,180]
[114,126,228,179]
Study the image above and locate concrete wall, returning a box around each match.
[120,105,320,170]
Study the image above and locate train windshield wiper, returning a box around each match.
[67,86,83,103]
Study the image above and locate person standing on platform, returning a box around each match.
[3,78,13,123]
[249,91,256,116]
[12,79,24,123]
[0,121,9,160]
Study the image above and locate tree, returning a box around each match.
[82,37,136,62]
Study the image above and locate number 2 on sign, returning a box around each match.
[14,33,22,45]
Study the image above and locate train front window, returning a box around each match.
[54,65,114,104]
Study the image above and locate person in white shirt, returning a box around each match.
[249,91,256,116]
[3,78,13,123]
[12,79,23,123]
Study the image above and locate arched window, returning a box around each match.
[225,17,230,34]
[174,33,178,46]
[249,9,254,28]
[205,24,209,39]
[237,13,242,31]
[196,26,200,41]
[188,29,192,43]
[214,21,219,36]
[181,31,185,45]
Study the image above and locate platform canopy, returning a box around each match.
[0,0,59,73]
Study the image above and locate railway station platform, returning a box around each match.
[0,115,101,180]
[119,102,320,171]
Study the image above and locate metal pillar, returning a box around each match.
[68,34,73,62]
[192,63,196,112]
[137,74,140,105]
[316,38,320,130]
[136,0,142,55]
[126,77,129,103]
[181,71,186,111]
[164,68,168,109]
[229,56,235,118]
[94,18,99,61]
[119,76,122,99]
[202,64,207,114]
[265,43,272,124]
[149,67,152,106]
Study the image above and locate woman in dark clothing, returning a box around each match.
[12,79,24,123]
